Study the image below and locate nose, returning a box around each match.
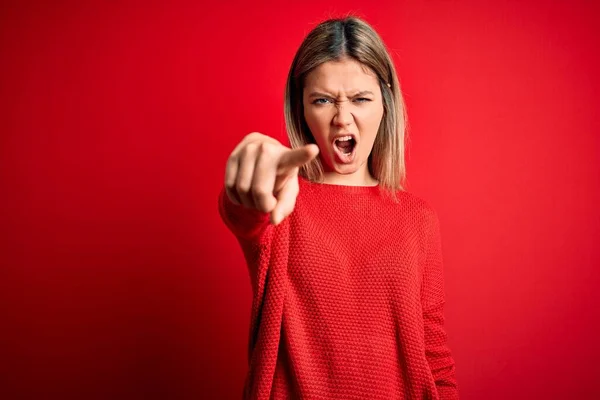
[332,102,353,127]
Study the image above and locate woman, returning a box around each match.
[218,16,459,399]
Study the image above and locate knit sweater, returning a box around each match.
[218,175,459,399]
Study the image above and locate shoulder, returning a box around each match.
[390,189,441,234]
[393,189,438,218]
[389,191,444,262]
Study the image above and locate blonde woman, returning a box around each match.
[219,16,459,400]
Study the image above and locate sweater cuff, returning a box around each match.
[218,186,272,241]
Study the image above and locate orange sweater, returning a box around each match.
[218,176,459,399]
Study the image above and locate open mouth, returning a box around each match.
[333,136,357,163]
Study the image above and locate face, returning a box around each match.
[303,57,384,184]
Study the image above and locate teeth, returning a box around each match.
[334,135,355,156]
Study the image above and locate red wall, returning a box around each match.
[2,1,599,398]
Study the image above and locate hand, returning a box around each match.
[224,132,319,225]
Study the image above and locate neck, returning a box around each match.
[321,167,378,187]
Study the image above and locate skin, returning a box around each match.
[224,58,384,225]
[303,56,384,186]
[225,132,319,225]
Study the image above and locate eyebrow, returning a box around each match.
[308,90,375,98]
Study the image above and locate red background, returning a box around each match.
[1,1,599,399]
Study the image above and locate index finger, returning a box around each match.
[277,144,319,174]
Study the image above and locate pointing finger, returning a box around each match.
[277,144,319,175]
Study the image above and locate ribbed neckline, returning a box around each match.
[298,175,381,195]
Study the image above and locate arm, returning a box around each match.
[421,207,460,399]
[218,132,319,242]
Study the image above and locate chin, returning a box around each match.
[334,164,359,174]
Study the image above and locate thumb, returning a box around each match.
[270,172,300,225]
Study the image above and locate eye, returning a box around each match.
[312,98,331,105]
[354,97,372,103]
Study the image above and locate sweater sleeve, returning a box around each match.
[421,207,460,399]
[217,185,272,242]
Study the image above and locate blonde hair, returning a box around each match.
[284,16,409,201]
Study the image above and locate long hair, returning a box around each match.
[284,16,409,201]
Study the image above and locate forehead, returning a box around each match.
[303,58,379,91]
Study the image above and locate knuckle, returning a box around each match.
[252,184,269,198]
[243,141,259,155]
[225,179,235,190]
[243,132,257,143]
[259,141,279,157]
[225,157,238,172]
[246,131,262,140]
[237,180,251,194]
